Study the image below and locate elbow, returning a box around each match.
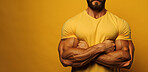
[61,60,84,68]
[124,66,131,69]
[119,56,133,69]
[62,62,70,67]
[61,59,72,67]
[117,51,131,68]
[121,62,132,69]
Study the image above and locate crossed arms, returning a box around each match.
[58,37,135,69]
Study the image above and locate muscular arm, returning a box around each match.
[95,40,135,69]
[58,38,113,67]
[59,38,103,67]
[121,40,135,69]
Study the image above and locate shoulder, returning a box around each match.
[107,11,129,26]
[107,11,124,22]
[63,10,85,26]
[68,10,85,22]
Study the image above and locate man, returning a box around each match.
[58,0,135,72]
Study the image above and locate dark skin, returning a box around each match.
[58,38,134,69]
[58,0,135,69]
[96,40,134,69]
[58,38,115,67]
[95,40,135,69]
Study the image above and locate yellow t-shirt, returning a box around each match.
[61,10,131,72]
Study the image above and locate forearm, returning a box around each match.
[60,39,116,67]
[62,43,104,62]
[62,43,105,67]
[68,53,100,67]
[95,49,131,68]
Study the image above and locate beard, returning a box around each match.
[87,0,106,12]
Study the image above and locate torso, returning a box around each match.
[69,10,122,72]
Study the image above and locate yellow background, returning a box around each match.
[0,0,147,72]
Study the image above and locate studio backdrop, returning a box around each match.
[0,0,147,72]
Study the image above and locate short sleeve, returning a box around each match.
[116,20,131,40]
[61,19,77,39]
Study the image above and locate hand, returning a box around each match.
[77,40,89,49]
[102,40,116,53]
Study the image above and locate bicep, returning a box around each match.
[121,40,135,68]
[115,39,135,56]
[115,39,129,51]
[115,39,132,61]
[95,40,134,68]
[116,40,135,68]
[58,37,78,58]
[58,37,78,66]
[115,20,133,59]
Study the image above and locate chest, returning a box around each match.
[75,20,118,41]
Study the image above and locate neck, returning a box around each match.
[86,7,107,19]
